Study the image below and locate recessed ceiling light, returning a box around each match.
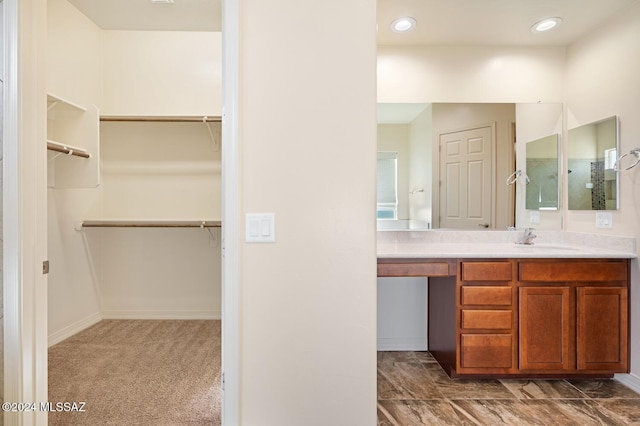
[531,17,563,33]
[391,17,416,33]
[151,0,175,3]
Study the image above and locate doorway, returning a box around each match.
[4,0,241,423]
[45,0,225,423]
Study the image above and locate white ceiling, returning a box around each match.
[377,0,639,46]
[67,0,222,31]
[68,0,638,45]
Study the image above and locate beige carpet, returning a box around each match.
[48,320,221,426]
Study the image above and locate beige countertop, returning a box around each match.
[377,230,637,259]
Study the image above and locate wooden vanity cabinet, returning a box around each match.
[377,256,630,379]
[517,259,629,376]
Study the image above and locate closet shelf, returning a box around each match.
[47,140,91,159]
[101,114,222,151]
[81,220,222,228]
[47,93,87,112]
[100,115,222,123]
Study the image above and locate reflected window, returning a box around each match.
[377,152,397,219]
[604,148,617,170]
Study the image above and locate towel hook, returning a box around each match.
[613,148,640,171]
[506,170,522,185]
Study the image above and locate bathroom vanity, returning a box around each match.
[377,231,636,379]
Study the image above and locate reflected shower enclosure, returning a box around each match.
[525,134,559,210]
[568,116,619,210]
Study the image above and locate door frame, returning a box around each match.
[3,0,49,424]
[221,0,240,423]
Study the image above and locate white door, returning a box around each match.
[439,125,493,229]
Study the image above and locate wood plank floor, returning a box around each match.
[378,351,640,425]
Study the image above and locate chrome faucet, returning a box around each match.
[516,228,537,245]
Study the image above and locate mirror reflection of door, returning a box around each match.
[439,125,493,229]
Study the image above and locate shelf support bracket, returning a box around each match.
[203,116,220,151]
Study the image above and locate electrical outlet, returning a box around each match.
[529,211,540,224]
[595,211,613,229]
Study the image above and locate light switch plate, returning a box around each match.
[595,211,613,229]
[245,213,276,243]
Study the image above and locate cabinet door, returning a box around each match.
[519,286,570,371]
[577,287,628,372]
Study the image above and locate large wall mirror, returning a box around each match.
[567,116,619,210]
[377,102,563,230]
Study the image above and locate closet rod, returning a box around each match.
[47,141,91,158]
[81,220,222,228]
[100,116,222,123]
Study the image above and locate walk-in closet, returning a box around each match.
[46,0,222,423]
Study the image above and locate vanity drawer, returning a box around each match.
[461,286,512,306]
[461,261,512,282]
[377,260,453,277]
[461,310,512,330]
[519,261,628,282]
[460,334,513,368]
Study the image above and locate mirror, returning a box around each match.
[377,102,563,230]
[525,134,560,211]
[568,116,619,210]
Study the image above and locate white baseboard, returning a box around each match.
[101,310,221,320]
[377,337,428,351]
[615,373,640,394]
[48,312,103,347]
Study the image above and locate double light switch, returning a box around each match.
[245,213,276,243]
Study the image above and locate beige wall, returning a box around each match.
[565,1,640,379]
[378,46,565,103]
[47,0,104,341]
[97,122,221,220]
[238,0,378,424]
[47,0,101,107]
[101,31,221,116]
[97,121,221,319]
[565,4,639,233]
